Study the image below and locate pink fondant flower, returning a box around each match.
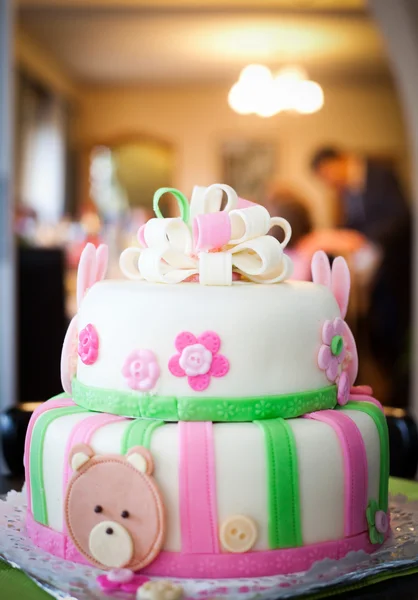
[168,331,229,392]
[318,318,346,382]
[78,324,99,365]
[337,371,350,406]
[122,349,160,392]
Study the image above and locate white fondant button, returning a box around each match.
[220,515,258,553]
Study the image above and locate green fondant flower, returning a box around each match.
[366,499,388,544]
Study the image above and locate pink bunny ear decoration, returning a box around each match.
[95,244,109,282]
[76,243,108,308]
[311,250,332,289]
[331,256,350,319]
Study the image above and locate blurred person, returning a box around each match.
[310,146,410,244]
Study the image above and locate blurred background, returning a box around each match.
[1,0,418,479]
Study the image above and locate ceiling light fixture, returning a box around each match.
[228,65,324,117]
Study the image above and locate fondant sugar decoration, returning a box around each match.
[122,350,160,392]
[305,410,368,537]
[64,444,165,570]
[121,419,164,454]
[78,324,99,365]
[179,422,219,553]
[220,515,258,553]
[256,418,302,549]
[97,569,150,594]
[338,401,389,514]
[169,331,229,392]
[24,397,80,517]
[137,580,183,600]
[30,404,87,524]
[119,183,293,286]
[63,413,126,518]
[318,318,346,383]
[77,243,109,308]
[72,375,337,420]
[366,499,388,544]
[311,250,358,386]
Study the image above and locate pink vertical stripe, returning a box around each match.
[305,410,368,537]
[62,413,126,506]
[179,422,219,554]
[24,398,75,512]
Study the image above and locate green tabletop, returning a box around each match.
[1,477,418,599]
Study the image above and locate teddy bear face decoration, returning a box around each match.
[64,444,166,571]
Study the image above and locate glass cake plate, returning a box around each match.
[1,489,418,600]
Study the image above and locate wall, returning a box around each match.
[74,80,409,227]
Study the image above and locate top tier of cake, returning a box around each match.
[65,278,357,421]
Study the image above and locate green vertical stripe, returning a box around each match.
[120,418,164,454]
[30,406,87,525]
[338,401,389,512]
[256,418,302,549]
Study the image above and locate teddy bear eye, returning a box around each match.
[94,505,103,513]
[121,510,129,518]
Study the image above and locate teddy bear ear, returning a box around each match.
[69,443,94,471]
[126,446,154,475]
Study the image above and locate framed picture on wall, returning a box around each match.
[221,139,276,204]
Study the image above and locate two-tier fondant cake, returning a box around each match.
[24,183,389,579]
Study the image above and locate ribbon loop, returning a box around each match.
[231,236,293,284]
[190,183,238,221]
[229,205,271,245]
[144,217,192,254]
[138,247,197,284]
[268,217,292,249]
[153,187,190,223]
[120,247,144,280]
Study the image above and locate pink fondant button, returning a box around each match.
[375,511,388,534]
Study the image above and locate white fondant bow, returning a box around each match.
[119,184,293,286]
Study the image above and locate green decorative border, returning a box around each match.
[72,377,337,421]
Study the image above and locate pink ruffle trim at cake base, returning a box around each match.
[26,511,390,578]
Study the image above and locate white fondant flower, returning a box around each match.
[179,343,212,377]
[122,349,160,392]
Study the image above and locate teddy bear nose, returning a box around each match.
[106,527,114,535]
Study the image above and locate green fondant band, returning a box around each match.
[338,401,389,512]
[120,418,164,454]
[30,406,87,525]
[256,418,302,549]
[72,377,336,422]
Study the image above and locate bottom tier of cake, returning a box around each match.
[24,395,389,578]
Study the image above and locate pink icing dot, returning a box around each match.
[375,510,388,534]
